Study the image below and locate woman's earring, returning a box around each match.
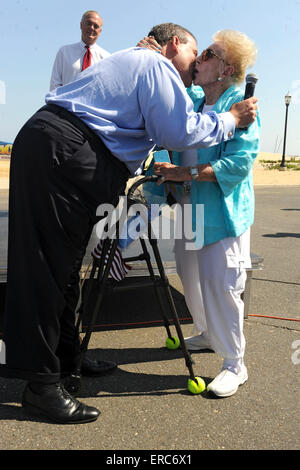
[217,77,223,81]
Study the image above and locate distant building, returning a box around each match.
[0,142,12,160]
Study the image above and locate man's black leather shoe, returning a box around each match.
[81,357,117,377]
[22,382,100,424]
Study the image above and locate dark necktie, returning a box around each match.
[82,46,91,71]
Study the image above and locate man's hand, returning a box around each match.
[230,97,258,128]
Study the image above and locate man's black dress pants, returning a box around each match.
[0,105,129,383]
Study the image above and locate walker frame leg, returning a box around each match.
[71,176,203,393]
[147,233,196,381]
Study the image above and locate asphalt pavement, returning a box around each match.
[0,185,299,451]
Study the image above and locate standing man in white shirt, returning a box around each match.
[50,10,110,91]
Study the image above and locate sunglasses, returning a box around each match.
[200,48,224,62]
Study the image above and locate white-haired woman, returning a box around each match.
[154,30,261,397]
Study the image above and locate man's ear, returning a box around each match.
[165,35,180,58]
[170,35,180,51]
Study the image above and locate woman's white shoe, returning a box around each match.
[207,366,248,397]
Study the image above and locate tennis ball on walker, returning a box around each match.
[188,377,206,394]
[166,336,180,350]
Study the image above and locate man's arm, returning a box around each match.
[138,58,257,151]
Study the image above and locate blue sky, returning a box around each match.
[0,0,299,155]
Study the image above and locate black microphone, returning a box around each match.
[244,73,258,99]
[241,73,258,130]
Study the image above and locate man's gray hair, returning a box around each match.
[81,11,103,22]
[148,23,196,46]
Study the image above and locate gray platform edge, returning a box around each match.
[0,254,264,321]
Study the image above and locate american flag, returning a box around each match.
[92,239,132,282]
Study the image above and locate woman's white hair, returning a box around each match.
[213,30,258,84]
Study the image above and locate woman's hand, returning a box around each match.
[154,162,190,185]
[137,36,162,54]
[154,162,217,184]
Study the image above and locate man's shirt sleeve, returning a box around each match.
[137,58,235,150]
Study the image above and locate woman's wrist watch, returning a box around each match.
[189,166,199,181]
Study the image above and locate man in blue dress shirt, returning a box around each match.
[49,10,116,380]
[0,23,258,424]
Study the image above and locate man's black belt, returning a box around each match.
[40,103,130,177]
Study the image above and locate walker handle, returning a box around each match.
[127,175,159,199]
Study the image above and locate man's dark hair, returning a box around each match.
[148,23,196,46]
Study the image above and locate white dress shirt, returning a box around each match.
[50,40,110,91]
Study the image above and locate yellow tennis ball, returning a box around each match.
[188,377,206,394]
[166,336,180,350]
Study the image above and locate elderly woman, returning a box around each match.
[154,30,260,397]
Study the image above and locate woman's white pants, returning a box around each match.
[174,196,251,374]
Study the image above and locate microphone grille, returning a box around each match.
[246,73,258,84]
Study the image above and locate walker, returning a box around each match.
[67,175,205,396]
